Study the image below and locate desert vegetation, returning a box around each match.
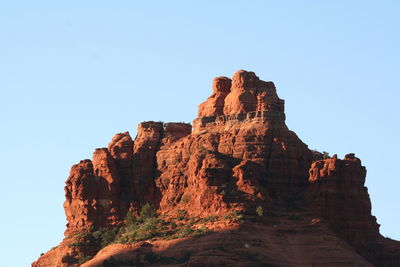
[66,203,234,264]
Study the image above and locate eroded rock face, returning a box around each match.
[64,133,135,235]
[64,156,120,235]
[163,122,192,142]
[308,154,400,266]
[132,122,164,205]
[108,132,133,160]
[223,70,284,115]
[198,76,232,117]
[34,70,400,267]
[308,154,379,242]
[107,132,134,216]
[58,69,315,236]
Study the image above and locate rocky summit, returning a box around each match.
[33,70,400,267]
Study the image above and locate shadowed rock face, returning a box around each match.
[308,154,400,265]
[33,70,400,267]
[309,154,379,242]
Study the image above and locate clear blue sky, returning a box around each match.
[0,1,399,266]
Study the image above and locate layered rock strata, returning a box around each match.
[309,154,400,266]
[33,70,400,267]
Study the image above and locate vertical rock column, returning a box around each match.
[308,154,380,245]
[108,132,134,216]
[63,147,122,235]
[133,122,164,205]
[198,76,231,117]
[223,70,258,115]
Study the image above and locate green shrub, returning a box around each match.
[70,227,120,249]
[139,203,156,221]
[167,225,212,240]
[193,226,211,237]
[201,215,218,223]
[177,209,187,220]
[61,253,76,263]
[116,203,162,243]
[223,211,244,222]
[256,206,264,217]
[69,231,95,247]
[91,227,119,248]
[117,217,159,243]
[67,203,216,249]
[125,210,136,226]
[177,226,194,238]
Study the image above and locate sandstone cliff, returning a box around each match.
[33,70,400,267]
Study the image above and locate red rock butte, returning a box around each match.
[33,70,400,267]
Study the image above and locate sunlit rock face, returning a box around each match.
[33,70,400,267]
[198,76,231,117]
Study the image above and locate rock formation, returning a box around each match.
[33,70,400,267]
[198,76,231,117]
[308,154,400,265]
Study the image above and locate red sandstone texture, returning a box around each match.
[198,76,231,117]
[33,70,400,267]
